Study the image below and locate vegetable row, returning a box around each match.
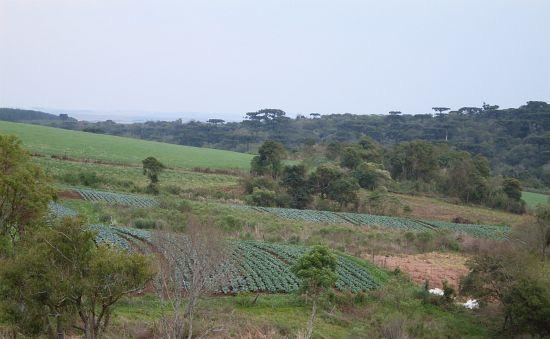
[234,205,509,239]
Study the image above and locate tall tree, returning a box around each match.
[387,140,438,182]
[142,156,165,194]
[281,165,312,209]
[0,135,54,251]
[250,140,286,178]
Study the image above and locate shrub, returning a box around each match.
[241,176,277,194]
[245,188,278,207]
[133,219,157,229]
[415,232,434,252]
[60,171,101,187]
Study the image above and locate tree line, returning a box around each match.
[244,137,526,214]
[2,101,549,189]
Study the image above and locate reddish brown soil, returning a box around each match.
[57,190,84,200]
[368,252,469,289]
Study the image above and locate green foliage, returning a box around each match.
[250,140,286,178]
[0,135,54,248]
[4,101,549,187]
[0,218,154,337]
[353,162,391,190]
[503,177,522,201]
[340,145,364,169]
[326,177,360,208]
[133,218,157,229]
[245,187,280,207]
[292,246,338,295]
[242,176,277,194]
[61,170,101,187]
[281,165,313,209]
[325,140,342,160]
[388,140,438,182]
[502,279,550,335]
[460,250,550,336]
[142,156,165,184]
[309,163,344,199]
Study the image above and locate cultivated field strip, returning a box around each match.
[234,205,509,240]
[87,224,384,294]
[48,202,78,218]
[71,188,159,207]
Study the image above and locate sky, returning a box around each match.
[1,0,549,121]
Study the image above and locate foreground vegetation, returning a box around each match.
[1,127,549,338]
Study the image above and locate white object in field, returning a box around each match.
[462,299,479,309]
[428,288,444,296]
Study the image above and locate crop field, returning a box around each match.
[522,191,549,209]
[70,188,159,207]
[87,224,386,294]
[48,202,78,218]
[236,205,509,239]
[34,157,240,191]
[0,120,252,169]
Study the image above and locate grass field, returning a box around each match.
[0,121,252,169]
[522,191,549,209]
[35,157,240,193]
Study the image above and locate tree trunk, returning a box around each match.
[305,299,317,339]
[187,311,193,339]
[56,315,64,339]
[84,316,95,339]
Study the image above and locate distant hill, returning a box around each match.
[0,121,252,169]
[0,108,76,123]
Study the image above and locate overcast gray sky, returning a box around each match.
[1,0,549,120]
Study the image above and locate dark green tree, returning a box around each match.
[340,146,364,170]
[308,164,344,199]
[250,140,286,178]
[327,177,360,208]
[325,140,342,161]
[281,165,312,209]
[503,177,522,201]
[142,156,165,194]
[388,140,439,182]
[353,162,391,190]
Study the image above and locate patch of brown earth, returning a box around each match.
[57,190,83,200]
[368,252,469,289]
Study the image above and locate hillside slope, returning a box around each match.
[0,121,252,169]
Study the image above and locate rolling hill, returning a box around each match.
[0,120,253,169]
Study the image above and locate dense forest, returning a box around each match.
[1,101,549,188]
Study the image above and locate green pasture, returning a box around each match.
[522,191,550,209]
[0,121,252,169]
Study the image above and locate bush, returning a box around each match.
[241,176,277,194]
[503,279,550,335]
[133,219,157,229]
[415,231,434,252]
[60,171,101,187]
[245,188,278,207]
[219,215,244,232]
[164,184,181,195]
[99,214,112,223]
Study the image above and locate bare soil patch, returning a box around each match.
[368,252,469,289]
[57,190,84,200]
